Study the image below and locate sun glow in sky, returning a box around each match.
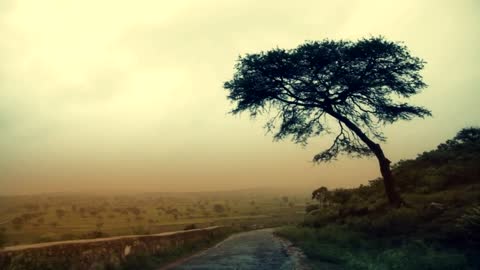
[1,0,479,194]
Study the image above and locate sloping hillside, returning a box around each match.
[278,127,480,270]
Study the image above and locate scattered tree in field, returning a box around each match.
[11,217,24,230]
[282,196,289,204]
[55,209,66,219]
[213,204,225,214]
[128,207,141,216]
[224,37,429,206]
[95,222,104,231]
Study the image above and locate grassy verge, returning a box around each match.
[276,225,474,270]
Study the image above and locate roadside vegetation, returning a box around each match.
[277,127,480,269]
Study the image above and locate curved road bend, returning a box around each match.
[163,228,311,270]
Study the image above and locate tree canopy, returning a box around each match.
[224,37,430,162]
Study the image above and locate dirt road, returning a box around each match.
[163,228,311,270]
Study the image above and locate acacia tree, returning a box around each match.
[224,37,430,206]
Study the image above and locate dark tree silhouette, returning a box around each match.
[312,186,329,207]
[224,37,430,206]
[213,204,225,214]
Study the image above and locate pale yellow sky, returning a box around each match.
[1,0,479,194]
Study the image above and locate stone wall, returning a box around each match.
[0,226,225,270]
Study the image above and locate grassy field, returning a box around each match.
[0,188,308,246]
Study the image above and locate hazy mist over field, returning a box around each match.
[1,0,479,194]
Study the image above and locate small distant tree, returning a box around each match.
[12,217,24,231]
[55,209,66,219]
[312,186,330,207]
[224,37,430,206]
[281,196,289,203]
[213,204,225,214]
[131,207,141,216]
[95,222,104,231]
[37,217,44,224]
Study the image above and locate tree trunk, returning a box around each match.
[327,109,403,206]
[370,143,403,207]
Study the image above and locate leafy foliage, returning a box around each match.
[224,36,429,162]
[393,127,480,192]
[456,205,480,242]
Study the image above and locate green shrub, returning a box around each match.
[345,216,372,232]
[330,189,353,205]
[345,241,469,270]
[303,208,338,227]
[456,205,480,242]
[370,208,420,235]
[421,173,449,192]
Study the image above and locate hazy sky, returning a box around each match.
[1,0,479,195]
